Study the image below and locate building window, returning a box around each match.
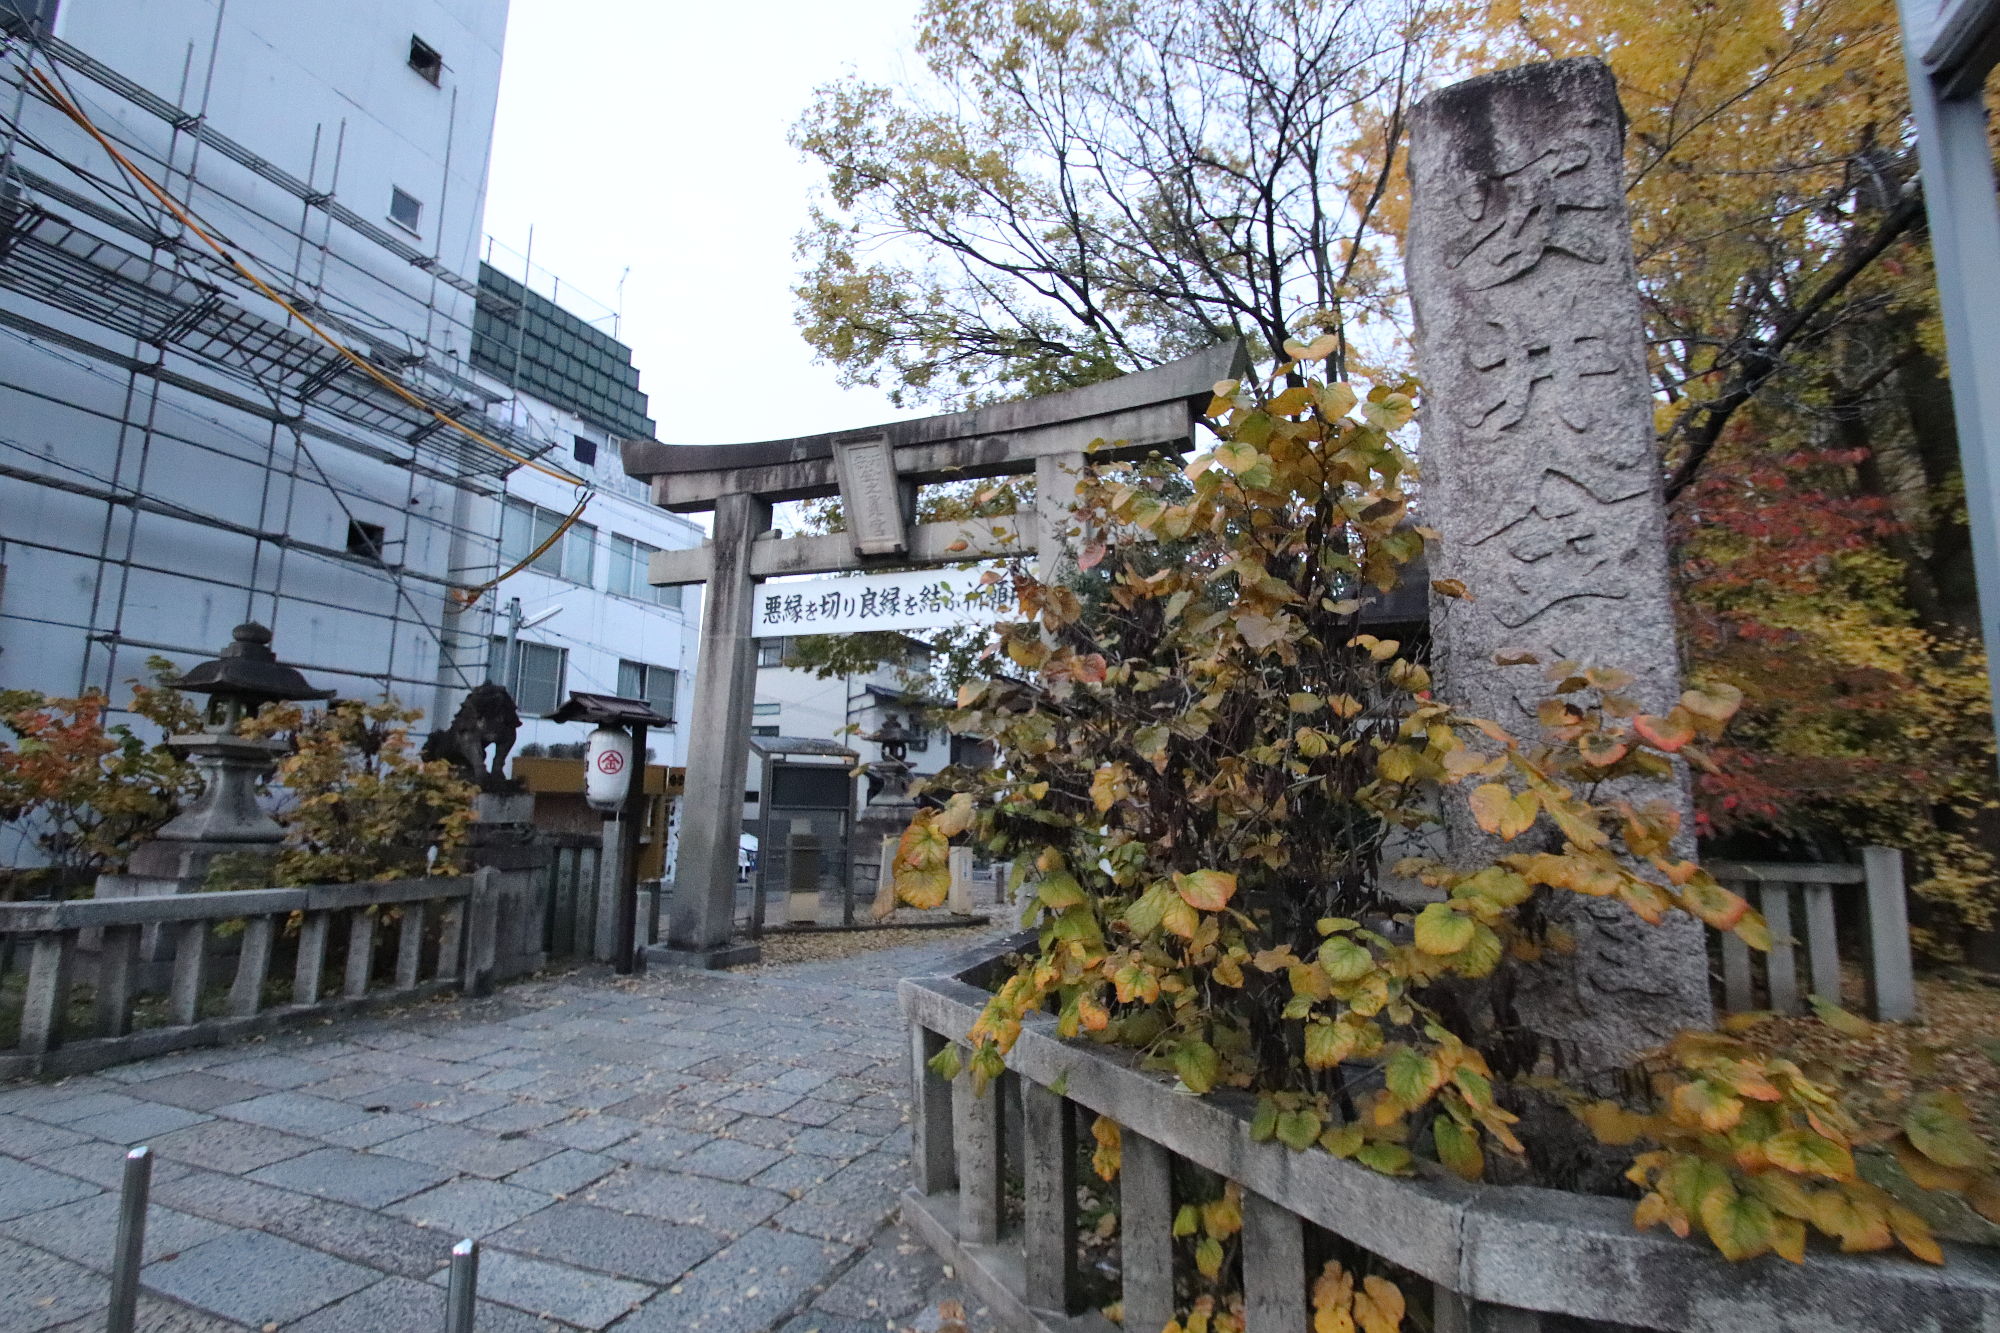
[408,35,443,85]
[501,498,596,586]
[388,187,423,234]
[491,638,566,716]
[753,702,781,717]
[345,519,386,561]
[608,534,683,609]
[616,660,677,722]
[560,519,596,585]
[756,638,789,668]
[572,435,597,467]
[752,725,781,738]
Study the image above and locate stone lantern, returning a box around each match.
[863,714,914,805]
[111,623,332,893]
[856,713,928,916]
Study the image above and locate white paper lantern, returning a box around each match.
[585,725,634,811]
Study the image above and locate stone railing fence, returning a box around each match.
[1710,847,1916,1021]
[900,939,2000,1333]
[1,870,502,1079]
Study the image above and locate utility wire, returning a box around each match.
[23,65,593,496]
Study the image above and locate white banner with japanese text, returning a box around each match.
[751,568,1015,637]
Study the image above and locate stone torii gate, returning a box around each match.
[620,343,1246,966]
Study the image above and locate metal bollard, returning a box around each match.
[107,1145,152,1333]
[444,1237,478,1333]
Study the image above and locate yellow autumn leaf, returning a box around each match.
[892,810,951,909]
[1176,869,1237,912]
[1352,1275,1405,1333]
[1412,902,1475,955]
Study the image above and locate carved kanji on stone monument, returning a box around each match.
[1443,140,1611,287]
[1408,59,1713,1074]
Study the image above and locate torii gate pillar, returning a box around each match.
[656,491,769,965]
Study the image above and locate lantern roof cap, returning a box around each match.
[863,714,911,744]
[173,623,333,703]
[548,691,670,727]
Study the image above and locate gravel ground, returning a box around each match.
[1738,966,2000,1131]
[744,922,1002,970]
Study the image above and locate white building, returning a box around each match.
[0,1,703,789]
[748,634,953,808]
[469,256,705,762]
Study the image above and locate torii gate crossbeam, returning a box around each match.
[620,343,1246,966]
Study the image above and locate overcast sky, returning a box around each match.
[479,0,921,446]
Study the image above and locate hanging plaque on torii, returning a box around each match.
[619,342,1246,967]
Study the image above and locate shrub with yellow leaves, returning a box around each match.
[901,347,1993,1296]
[235,696,477,887]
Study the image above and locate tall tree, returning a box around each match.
[793,0,1447,405]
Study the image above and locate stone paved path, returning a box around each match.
[0,928,1009,1332]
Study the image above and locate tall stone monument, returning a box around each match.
[1407,59,1712,1074]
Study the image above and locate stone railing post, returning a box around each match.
[94,923,141,1038]
[462,866,500,996]
[293,910,331,1005]
[1407,58,1713,1070]
[343,908,376,1000]
[395,902,427,990]
[1021,1079,1080,1312]
[951,1061,1003,1244]
[19,932,75,1054]
[168,920,208,1026]
[1760,885,1801,1014]
[1863,845,1918,1020]
[1801,880,1842,1004]
[436,899,466,984]
[225,914,277,1018]
[910,1024,957,1196]
[1119,1132,1176,1333]
[1242,1189,1308,1331]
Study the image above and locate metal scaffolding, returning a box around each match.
[0,22,563,705]
[0,198,548,481]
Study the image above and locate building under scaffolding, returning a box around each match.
[0,0,703,802]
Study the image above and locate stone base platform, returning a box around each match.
[642,942,762,970]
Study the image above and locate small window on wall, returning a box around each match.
[408,35,443,85]
[345,519,386,561]
[752,725,781,738]
[388,187,423,233]
[491,638,567,716]
[572,435,598,467]
[756,639,788,668]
